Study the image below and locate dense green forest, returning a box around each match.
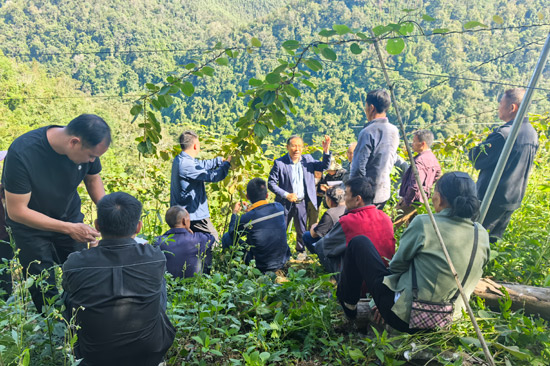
[1,0,550,365]
[1,0,550,144]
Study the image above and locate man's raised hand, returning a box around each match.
[322,135,331,154]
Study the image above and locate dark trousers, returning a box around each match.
[337,235,414,333]
[12,229,85,312]
[302,231,320,254]
[482,206,514,243]
[191,218,219,242]
[284,200,308,252]
[0,237,14,300]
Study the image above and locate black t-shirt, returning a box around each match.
[1,126,101,232]
[314,205,346,237]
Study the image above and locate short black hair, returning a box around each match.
[286,135,303,145]
[247,178,268,203]
[326,186,345,205]
[345,177,375,205]
[366,89,391,113]
[435,172,480,220]
[66,114,111,147]
[414,129,435,147]
[165,206,188,228]
[96,192,142,238]
[179,130,199,151]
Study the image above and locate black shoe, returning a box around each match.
[338,297,357,319]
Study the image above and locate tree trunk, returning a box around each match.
[474,278,550,320]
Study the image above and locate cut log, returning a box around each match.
[474,278,550,320]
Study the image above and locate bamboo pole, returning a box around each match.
[479,31,550,223]
[368,29,496,366]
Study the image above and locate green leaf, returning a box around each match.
[249,78,263,87]
[356,32,368,40]
[272,110,287,127]
[332,24,351,35]
[372,25,389,36]
[259,352,270,362]
[318,29,337,37]
[386,38,405,55]
[493,15,504,24]
[272,63,288,74]
[304,59,323,72]
[185,63,196,70]
[284,84,300,98]
[201,66,215,76]
[350,43,362,54]
[254,123,269,138]
[538,12,544,20]
[464,21,488,29]
[145,83,158,91]
[159,85,171,95]
[265,73,281,84]
[130,104,142,116]
[493,343,531,360]
[262,91,276,106]
[216,57,229,66]
[348,348,365,361]
[251,37,262,47]
[282,40,300,50]
[321,47,337,61]
[399,22,415,35]
[180,81,195,97]
[301,79,317,89]
[432,28,450,34]
[402,8,417,13]
[151,98,162,111]
[422,14,436,22]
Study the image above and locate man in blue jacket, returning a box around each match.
[222,178,290,273]
[268,135,331,252]
[170,130,232,241]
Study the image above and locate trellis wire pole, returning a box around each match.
[479,31,550,223]
[368,29,496,366]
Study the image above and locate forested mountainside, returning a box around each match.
[1,0,550,144]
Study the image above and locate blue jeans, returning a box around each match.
[302,231,320,254]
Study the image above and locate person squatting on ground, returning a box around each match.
[222,178,291,273]
[468,88,539,243]
[394,129,441,228]
[350,89,399,209]
[302,186,346,254]
[314,177,395,276]
[336,172,490,333]
[62,192,175,366]
[268,135,331,252]
[170,130,232,241]
[2,114,111,312]
[154,206,215,278]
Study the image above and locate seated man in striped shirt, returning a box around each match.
[222,178,290,273]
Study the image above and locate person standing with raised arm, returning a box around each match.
[268,135,331,253]
[170,130,232,241]
[2,114,111,312]
[350,89,399,209]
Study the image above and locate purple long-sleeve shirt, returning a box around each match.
[398,150,441,206]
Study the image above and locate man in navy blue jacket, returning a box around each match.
[155,206,215,278]
[267,135,331,252]
[170,130,232,241]
[222,178,290,273]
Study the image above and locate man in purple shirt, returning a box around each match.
[395,130,441,228]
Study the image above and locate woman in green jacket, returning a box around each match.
[336,171,491,333]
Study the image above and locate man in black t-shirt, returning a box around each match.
[1,114,111,312]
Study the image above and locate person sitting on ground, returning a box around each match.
[222,178,291,273]
[394,129,441,228]
[302,186,346,254]
[336,172,490,333]
[315,177,395,276]
[154,206,215,278]
[62,192,175,366]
